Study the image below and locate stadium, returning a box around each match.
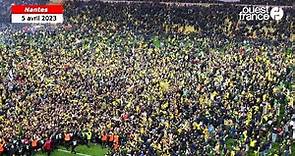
[0,0,294,155]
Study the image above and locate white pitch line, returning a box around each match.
[57,149,93,156]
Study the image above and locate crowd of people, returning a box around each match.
[0,1,294,156]
[238,0,294,5]
[105,0,294,6]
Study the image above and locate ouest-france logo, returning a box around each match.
[239,6,284,21]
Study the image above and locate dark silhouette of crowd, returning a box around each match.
[106,0,294,6]
[0,1,294,156]
[239,0,294,5]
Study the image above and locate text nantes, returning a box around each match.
[24,7,48,13]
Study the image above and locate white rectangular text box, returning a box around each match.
[12,14,63,24]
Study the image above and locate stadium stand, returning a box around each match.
[98,0,294,5]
